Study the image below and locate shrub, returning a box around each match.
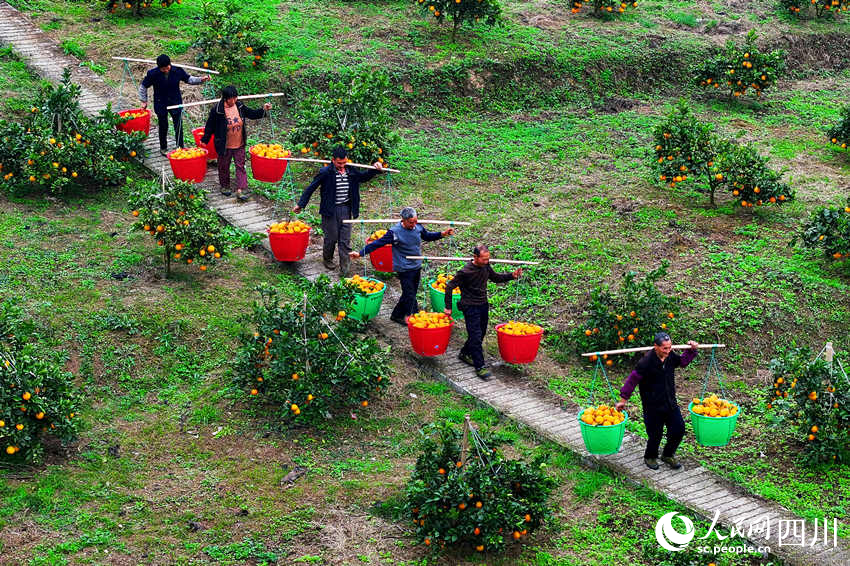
[233,279,392,422]
[720,143,794,209]
[105,0,178,16]
[414,0,501,39]
[575,262,679,360]
[780,0,849,18]
[793,198,850,260]
[191,1,270,74]
[827,105,850,150]
[289,71,399,166]
[0,69,146,195]
[571,0,638,17]
[128,179,229,277]
[404,421,556,553]
[0,299,80,464]
[768,345,850,465]
[691,31,786,99]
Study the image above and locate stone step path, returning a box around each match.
[1,4,847,564]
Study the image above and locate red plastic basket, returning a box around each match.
[407,317,454,357]
[167,148,208,183]
[366,238,393,272]
[250,150,288,183]
[117,108,151,136]
[268,229,310,262]
[495,323,543,364]
[192,128,217,161]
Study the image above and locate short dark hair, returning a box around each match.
[332,146,348,159]
[473,244,489,257]
[156,54,171,68]
[654,332,671,345]
[221,85,238,100]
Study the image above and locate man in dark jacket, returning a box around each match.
[350,207,454,324]
[139,54,210,156]
[444,245,521,379]
[293,146,384,276]
[615,333,698,471]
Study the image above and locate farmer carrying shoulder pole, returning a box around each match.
[614,332,699,471]
[139,54,210,156]
[444,245,521,380]
[349,207,454,325]
[293,146,384,277]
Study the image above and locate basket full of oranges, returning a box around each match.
[495,321,544,364]
[249,143,291,183]
[406,311,454,357]
[167,147,208,183]
[688,394,740,447]
[268,219,310,262]
[577,404,628,455]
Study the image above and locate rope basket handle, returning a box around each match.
[701,346,728,400]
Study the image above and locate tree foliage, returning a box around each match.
[191,1,270,74]
[691,31,786,99]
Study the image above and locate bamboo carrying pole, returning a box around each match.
[581,344,726,357]
[286,157,401,173]
[166,92,286,110]
[406,255,540,265]
[343,219,470,226]
[112,56,220,75]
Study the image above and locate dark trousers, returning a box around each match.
[391,269,421,320]
[643,404,685,459]
[156,108,184,151]
[321,204,351,273]
[218,146,247,191]
[459,303,489,370]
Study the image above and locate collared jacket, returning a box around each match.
[619,349,697,410]
[296,165,380,219]
[200,99,266,157]
[139,66,203,115]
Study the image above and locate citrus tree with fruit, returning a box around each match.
[767,345,850,465]
[576,262,679,360]
[794,197,850,260]
[691,31,786,99]
[0,69,145,195]
[191,1,270,74]
[289,71,399,166]
[233,278,392,422]
[781,0,849,18]
[827,105,850,150]
[414,0,501,39]
[104,0,178,16]
[129,179,229,277]
[720,143,794,209]
[571,0,638,16]
[1,299,80,464]
[404,421,556,553]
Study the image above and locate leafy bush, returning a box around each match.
[404,421,556,553]
[575,262,679,360]
[191,1,270,74]
[1,299,80,464]
[720,144,794,209]
[780,0,849,18]
[827,105,850,150]
[129,179,229,277]
[289,71,399,167]
[571,0,638,17]
[691,31,786,99]
[105,0,178,16]
[768,346,850,465]
[414,0,501,39]
[794,198,850,260]
[233,279,392,422]
[0,69,146,195]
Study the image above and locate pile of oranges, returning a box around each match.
[269,220,310,234]
[691,395,738,418]
[368,229,387,241]
[580,405,625,426]
[250,143,291,159]
[345,274,385,294]
[498,321,543,336]
[408,311,452,329]
[431,273,460,295]
[122,110,148,120]
[170,148,206,160]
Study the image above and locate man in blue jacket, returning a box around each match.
[349,207,454,324]
[139,54,210,156]
[293,146,384,276]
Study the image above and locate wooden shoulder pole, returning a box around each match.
[342,219,471,225]
[112,56,220,74]
[166,92,286,110]
[581,344,726,357]
[406,255,540,266]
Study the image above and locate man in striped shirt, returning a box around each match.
[294,146,384,276]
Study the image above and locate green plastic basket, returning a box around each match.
[428,282,463,320]
[688,402,740,447]
[349,281,386,322]
[577,411,628,455]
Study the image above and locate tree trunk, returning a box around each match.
[165,249,171,278]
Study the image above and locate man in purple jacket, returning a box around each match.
[614,332,698,471]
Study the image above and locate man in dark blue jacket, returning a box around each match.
[139,54,210,156]
[293,146,384,276]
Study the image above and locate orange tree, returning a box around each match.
[793,198,850,260]
[129,179,229,277]
[571,0,638,17]
[781,0,849,17]
[0,69,145,195]
[575,262,679,360]
[191,1,270,74]
[1,299,80,464]
[414,0,501,39]
[289,71,400,166]
[233,279,391,423]
[767,346,850,465]
[719,143,795,210]
[691,31,786,99]
[827,105,850,150]
[105,0,178,15]
[404,421,555,553]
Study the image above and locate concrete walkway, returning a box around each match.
[1,4,847,564]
